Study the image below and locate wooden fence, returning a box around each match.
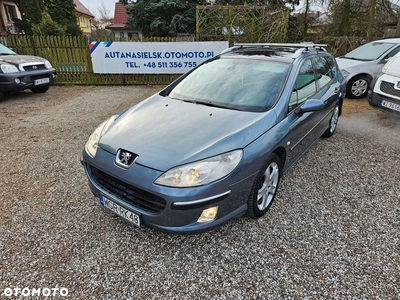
[0,35,183,85]
[0,35,362,85]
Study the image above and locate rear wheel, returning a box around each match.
[347,75,370,99]
[322,104,340,138]
[247,153,281,219]
[30,84,50,93]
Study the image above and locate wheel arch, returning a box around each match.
[272,147,286,173]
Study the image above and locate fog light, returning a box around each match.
[15,78,20,84]
[197,206,218,223]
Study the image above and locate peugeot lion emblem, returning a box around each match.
[116,149,137,168]
[396,81,400,89]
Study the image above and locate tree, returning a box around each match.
[12,0,45,34]
[125,0,207,37]
[32,11,65,36]
[43,0,82,36]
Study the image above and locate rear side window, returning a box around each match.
[314,56,334,90]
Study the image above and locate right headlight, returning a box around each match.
[155,150,243,187]
[85,115,118,158]
[44,60,53,69]
[1,63,18,73]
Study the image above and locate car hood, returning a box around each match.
[336,57,372,70]
[0,54,46,65]
[383,54,400,77]
[98,94,276,171]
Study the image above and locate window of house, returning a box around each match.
[4,4,17,23]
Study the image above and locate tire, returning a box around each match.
[347,75,370,99]
[247,153,281,219]
[322,104,340,138]
[0,91,4,102]
[30,84,50,93]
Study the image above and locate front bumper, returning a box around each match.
[0,69,57,92]
[81,148,255,234]
[368,90,400,116]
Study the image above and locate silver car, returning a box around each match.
[336,38,400,99]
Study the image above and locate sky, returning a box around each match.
[79,0,116,19]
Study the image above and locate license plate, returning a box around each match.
[380,99,400,113]
[99,195,141,227]
[34,78,50,85]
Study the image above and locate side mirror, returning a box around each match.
[295,99,324,116]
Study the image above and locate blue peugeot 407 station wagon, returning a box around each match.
[81,43,346,234]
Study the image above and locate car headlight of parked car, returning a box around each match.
[85,115,118,158]
[0,63,18,73]
[155,150,243,187]
[44,60,53,69]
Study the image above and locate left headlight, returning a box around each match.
[85,115,118,158]
[0,63,18,73]
[44,60,53,69]
[155,150,243,187]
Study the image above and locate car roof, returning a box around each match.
[220,43,329,63]
[371,38,400,44]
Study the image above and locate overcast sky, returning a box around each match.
[80,0,116,19]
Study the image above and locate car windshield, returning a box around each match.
[344,42,396,61]
[168,57,290,112]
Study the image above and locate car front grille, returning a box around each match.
[23,64,46,71]
[88,165,166,214]
[380,81,400,98]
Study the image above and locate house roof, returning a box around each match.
[74,0,95,18]
[106,3,128,29]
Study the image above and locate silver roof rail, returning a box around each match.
[233,42,328,59]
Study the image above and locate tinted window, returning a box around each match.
[385,46,400,59]
[168,57,290,112]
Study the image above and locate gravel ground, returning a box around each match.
[0,86,399,299]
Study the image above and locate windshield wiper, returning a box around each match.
[343,56,372,61]
[194,100,240,110]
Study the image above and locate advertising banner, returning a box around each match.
[89,41,229,74]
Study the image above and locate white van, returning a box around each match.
[367,52,400,116]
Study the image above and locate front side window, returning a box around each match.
[168,57,290,112]
[289,59,316,112]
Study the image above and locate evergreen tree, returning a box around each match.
[125,0,207,37]
[43,0,82,36]
[12,0,45,34]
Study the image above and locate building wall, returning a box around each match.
[76,14,92,35]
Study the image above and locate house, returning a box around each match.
[106,2,141,40]
[0,0,22,35]
[74,0,94,36]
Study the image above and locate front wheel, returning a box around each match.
[30,84,50,93]
[347,75,370,99]
[247,153,281,219]
[322,104,340,138]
